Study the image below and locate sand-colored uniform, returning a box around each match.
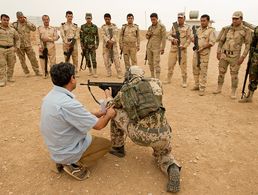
[216,24,252,89]
[38,26,59,75]
[60,22,80,72]
[192,26,216,89]
[109,77,180,174]
[167,23,191,80]
[0,24,20,82]
[119,24,140,69]
[146,22,166,78]
[101,23,122,77]
[12,20,40,75]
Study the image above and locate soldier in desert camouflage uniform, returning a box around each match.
[60,11,80,77]
[13,12,41,77]
[213,11,252,99]
[0,14,20,87]
[104,66,181,193]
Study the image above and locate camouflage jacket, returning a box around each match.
[80,23,99,48]
[12,21,36,48]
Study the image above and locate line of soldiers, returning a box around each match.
[0,10,257,102]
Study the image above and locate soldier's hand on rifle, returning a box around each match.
[104,89,112,99]
[160,49,164,55]
[217,52,221,60]
[237,56,245,65]
[39,47,43,53]
[172,39,179,45]
[106,106,116,119]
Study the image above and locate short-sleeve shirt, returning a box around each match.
[40,86,98,164]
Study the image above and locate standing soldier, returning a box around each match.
[80,13,99,77]
[213,11,252,99]
[38,15,59,78]
[119,13,140,70]
[164,13,191,87]
[60,11,80,77]
[239,26,258,103]
[191,14,216,96]
[0,14,20,87]
[13,11,42,77]
[101,13,123,78]
[146,13,166,79]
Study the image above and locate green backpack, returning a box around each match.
[120,79,161,121]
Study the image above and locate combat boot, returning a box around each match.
[156,72,160,79]
[181,76,187,88]
[191,85,199,91]
[213,85,223,94]
[88,68,93,76]
[199,88,205,96]
[7,77,15,82]
[93,69,98,78]
[163,74,172,84]
[151,71,155,78]
[109,146,125,158]
[167,163,180,193]
[0,81,6,87]
[230,88,237,99]
[239,91,254,103]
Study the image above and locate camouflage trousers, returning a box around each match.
[248,52,258,91]
[147,48,161,77]
[0,47,16,81]
[84,48,97,69]
[16,46,40,74]
[103,45,122,76]
[122,43,138,70]
[167,49,187,78]
[111,109,180,174]
[192,52,210,89]
[63,44,78,73]
[217,54,241,89]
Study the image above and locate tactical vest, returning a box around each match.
[120,78,162,121]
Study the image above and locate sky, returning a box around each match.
[0,0,257,30]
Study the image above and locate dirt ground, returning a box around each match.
[0,40,258,195]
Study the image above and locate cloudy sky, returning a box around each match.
[1,0,257,30]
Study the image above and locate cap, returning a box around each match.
[85,13,92,19]
[16,11,24,18]
[177,12,185,18]
[232,11,243,19]
[129,65,145,76]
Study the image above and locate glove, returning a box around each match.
[99,84,110,91]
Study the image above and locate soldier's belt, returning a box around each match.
[0,45,13,49]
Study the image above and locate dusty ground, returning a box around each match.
[0,40,258,195]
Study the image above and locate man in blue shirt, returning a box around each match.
[40,62,116,180]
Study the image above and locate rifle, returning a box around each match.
[144,28,152,65]
[172,22,182,65]
[106,28,114,63]
[64,38,76,62]
[39,42,48,77]
[241,32,257,99]
[192,25,201,67]
[80,80,123,104]
[80,48,86,71]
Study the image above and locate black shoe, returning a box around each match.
[56,163,64,173]
[167,164,180,193]
[109,146,125,158]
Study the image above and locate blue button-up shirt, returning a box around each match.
[40,85,98,164]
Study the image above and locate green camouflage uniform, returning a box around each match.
[248,26,258,92]
[80,23,99,69]
[109,76,180,174]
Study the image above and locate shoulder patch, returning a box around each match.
[61,22,65,26]
[73,23,77,27]
[112,23,117,27]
